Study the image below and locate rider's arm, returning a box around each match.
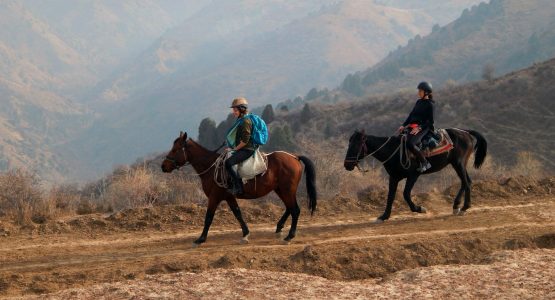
[234,118,252,150]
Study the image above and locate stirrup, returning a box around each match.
[417,162,431,173]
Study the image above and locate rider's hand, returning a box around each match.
[397,126,404,134]
[225,147,232,152]
[410,127,421,135]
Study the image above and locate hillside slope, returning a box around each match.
[284,57,555,169]
[348,0,555,95]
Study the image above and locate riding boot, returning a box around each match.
[412,146,431,172]
[227,167,244,195]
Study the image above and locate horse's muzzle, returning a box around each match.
[161,160,173,173]
[344,161,355,171]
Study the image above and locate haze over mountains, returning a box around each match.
[1,0,553,182]
[345,0,555,95]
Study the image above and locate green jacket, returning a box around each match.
[234,116,255,150]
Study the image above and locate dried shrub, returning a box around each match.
[0,169,45,225]
[98,165,204,211]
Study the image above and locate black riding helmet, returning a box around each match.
[417,81,432,94]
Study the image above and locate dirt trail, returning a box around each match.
[0,190,553,298]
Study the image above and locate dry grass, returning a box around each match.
[0,147,548,226]
[98,165,204,211]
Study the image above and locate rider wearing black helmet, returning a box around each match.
[397,81,434,172]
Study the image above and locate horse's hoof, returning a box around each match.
[240,234,250,244]
[275,231,283,239]
[453,208,461,215]
[374,218,385,224]
[282,239,291,245]
[458,210,466,216]
[419,206,427,213]
[192,242,201,248]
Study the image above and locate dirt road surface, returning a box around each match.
[0,178,553,298]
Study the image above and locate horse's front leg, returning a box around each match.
[403,175,426,213]
[193,198,220,247]
[377,176,401,223]
[226,196,250,244]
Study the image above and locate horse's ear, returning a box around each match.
[183,132,188,140]
[179,131,184,138]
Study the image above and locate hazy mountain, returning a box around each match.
[347,0,555,95]
[0,1,208,180]
[76,0,482,179]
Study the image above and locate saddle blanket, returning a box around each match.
[423,129,454,157]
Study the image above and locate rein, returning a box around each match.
[165,141,226,176]
[345,135,393,172]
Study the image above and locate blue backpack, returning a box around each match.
[226,113,269,147]
[246,114,268,146]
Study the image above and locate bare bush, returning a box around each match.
[0,169,45,224]
[98,165,204,211]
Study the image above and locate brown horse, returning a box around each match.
[344,128,487,222]
[161,132,317,246]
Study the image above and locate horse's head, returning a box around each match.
[344,129,367,171]
[161,131,189,173]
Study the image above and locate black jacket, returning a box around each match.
[402,99,435,130]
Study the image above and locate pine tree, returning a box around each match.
[261,104,275,124]
[198,118,218,149]
[305,88,319,101]
[300,103,312,124]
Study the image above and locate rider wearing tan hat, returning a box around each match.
[225,97,255,195]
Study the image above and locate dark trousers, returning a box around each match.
[406,128,429,163]
[225,149,255,186]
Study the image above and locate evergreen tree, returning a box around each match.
[198,118,218,149]
[324,122,335,139]
[300,103,313,123]
[266,125,296,151]
[261,104,275,124]
[305,87,319,101]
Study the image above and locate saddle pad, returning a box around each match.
[424,129,454,157]
[235,149,268,180]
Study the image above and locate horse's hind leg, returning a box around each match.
[284,202,300,243]
[226,196,250,243]
[461,170,472,213]
[275,208,290,235]
[275,188,299,242]
[403,175,426,213]
[452,163,471,215]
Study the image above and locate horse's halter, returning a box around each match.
[165,140,190,170]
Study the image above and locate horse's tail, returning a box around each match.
[468,130,487,169]
[298,156,317,215]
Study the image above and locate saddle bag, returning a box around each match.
[235,149,267,180]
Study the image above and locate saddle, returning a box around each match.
[419,129,454,157]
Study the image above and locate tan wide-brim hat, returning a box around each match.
[230,97,249,108]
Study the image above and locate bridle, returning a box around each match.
[345,133,368,168]
[165,143,189,170]
[344,132,394,171]
[164,140,227,174]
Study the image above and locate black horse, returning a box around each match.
[344,128,487,222]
